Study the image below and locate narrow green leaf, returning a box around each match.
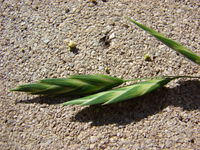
[63,77,174,106]
[128,18,200,65]
[10,74,125,96]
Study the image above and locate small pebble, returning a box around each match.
[98,66,104,70]
[90,136,99,143]
[43,38,50,44]
[109,33,116,40]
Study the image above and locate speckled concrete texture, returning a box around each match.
[0,0,200,149]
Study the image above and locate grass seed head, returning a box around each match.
[63,77,174,106]
[11,74,125,96]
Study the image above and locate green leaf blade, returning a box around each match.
[128,18,200,65]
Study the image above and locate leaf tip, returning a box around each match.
[10,87,20,92]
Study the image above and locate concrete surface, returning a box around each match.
[0,0,200,149]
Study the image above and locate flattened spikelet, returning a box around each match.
[63,77,174,106]
[10,74,124,96]
[128,18,200,65]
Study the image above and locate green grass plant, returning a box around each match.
[10,18,200,106]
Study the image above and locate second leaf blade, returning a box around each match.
[128,18,200,65]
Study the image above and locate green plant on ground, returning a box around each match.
[63,76,199,106]
[11,19,200,106]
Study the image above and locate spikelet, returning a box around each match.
[128,18,200,65]
[63,77,174,106]
[10,74,124,96]
[63,76,200,106]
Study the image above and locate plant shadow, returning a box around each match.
[72,80,200,126]
[17,80,200,126]
[16,95,78,105]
